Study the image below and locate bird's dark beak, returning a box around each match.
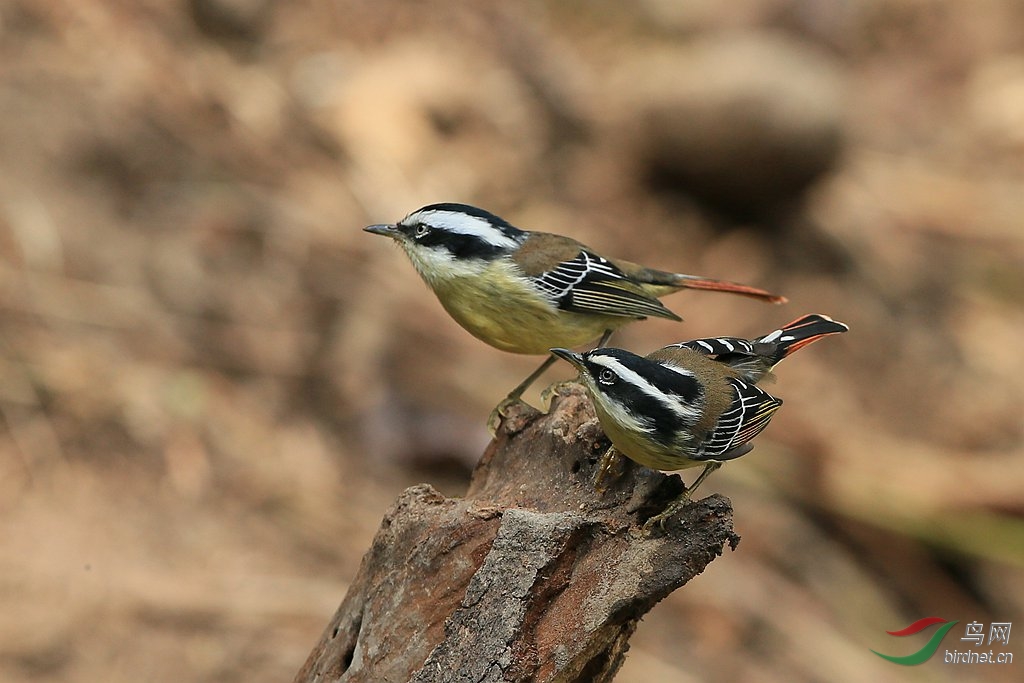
[550,348,585,370]
[364,223,399,237]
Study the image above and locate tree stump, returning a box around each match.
[295,382,738,683]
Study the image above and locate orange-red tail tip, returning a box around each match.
[774,314,849,358]
[778,335,828,358]
[675,276,787,304]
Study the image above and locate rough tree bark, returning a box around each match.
[295,382,739,683]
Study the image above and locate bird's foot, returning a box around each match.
[540,379,580,410]
[594,447,625,494]
[487,396,537,436]
[641,492,693,533]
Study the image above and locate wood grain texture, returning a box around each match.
[295,383,738,683]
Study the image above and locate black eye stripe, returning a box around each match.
[603,381,681,446]
[585,351,701,404]
[396,220,513,260]
[642,365,701,403]
[415,230,508,260]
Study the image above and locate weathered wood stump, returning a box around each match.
[295,382,737,682]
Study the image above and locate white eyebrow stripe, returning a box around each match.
[416,210,520,249]
[589,355,702,423]
[659,362,697,380]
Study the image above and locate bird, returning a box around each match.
[364,203,786,408]
[550,313,849,529]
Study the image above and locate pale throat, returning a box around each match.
[401,244,489,284]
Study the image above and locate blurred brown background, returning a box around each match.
[1,1,1022,681]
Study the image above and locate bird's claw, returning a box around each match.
[487,396,525,436]
[641,493,693,533]
[593,447,625,494]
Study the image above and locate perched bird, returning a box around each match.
[365,203,785,405]
[550,314,849,529]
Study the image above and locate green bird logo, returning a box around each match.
[871,617,959,665]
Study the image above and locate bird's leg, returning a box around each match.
[642,462,723,531]
[683,461,722,500]
[507,354,557,403]
[508,328,612,408]
[488,354,559,434]
[594,446,626,493]
[489,329,611,433]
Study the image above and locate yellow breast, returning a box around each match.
[591,392,702,472]
[429,262,626,355]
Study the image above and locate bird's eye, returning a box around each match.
[598,369,616,385]
[413,224,430,239]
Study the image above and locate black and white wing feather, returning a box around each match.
[665,337,758,357]
[532,250,679,320]
[660,336,772,383]
[695,378,782,462]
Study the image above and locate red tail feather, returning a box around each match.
[673,275,787,304]
[773,314,849,360]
